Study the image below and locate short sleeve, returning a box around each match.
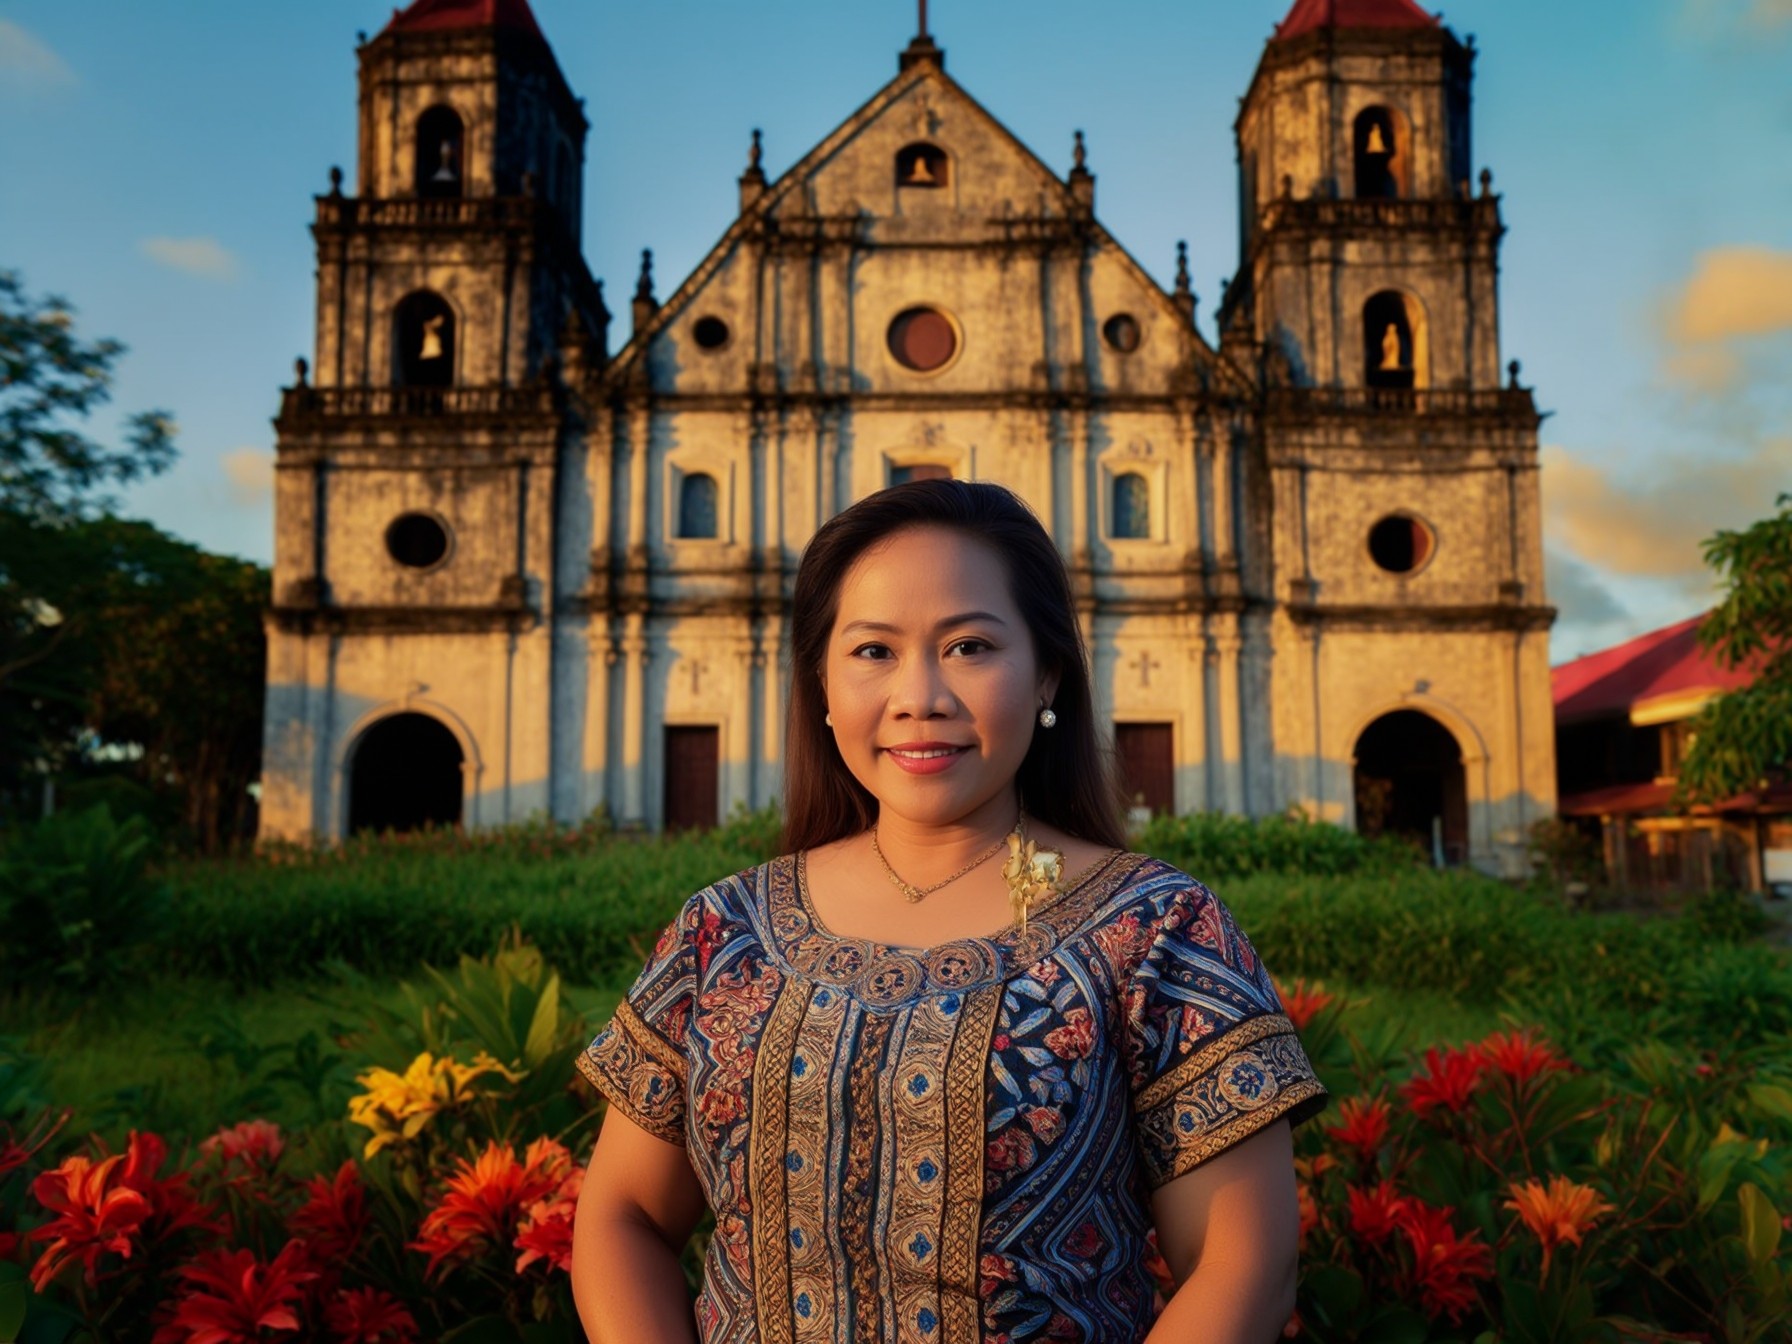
[1121,878,1327,1188]
[576,897,699,1146]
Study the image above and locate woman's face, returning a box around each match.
[822,525,1057,830]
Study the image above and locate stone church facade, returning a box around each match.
[260,0,1556,875]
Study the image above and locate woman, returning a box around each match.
[571,481,1327,1344]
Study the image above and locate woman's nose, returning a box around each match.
[889,655,955,718]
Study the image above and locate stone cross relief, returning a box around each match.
[686,658,709,698]
[1130,651,1163,689]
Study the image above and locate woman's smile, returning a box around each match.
[883,740,974,773]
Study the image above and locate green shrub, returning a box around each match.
[0,804,168,991]
[1137,808,1416,880]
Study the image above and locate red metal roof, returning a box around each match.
[1557,779,1792,818]
[1275,0,1439,38]
[384,0,544,39]
[1552,613,1759,724]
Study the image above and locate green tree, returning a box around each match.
[1678,493,1792,804]
[1,269,268,849]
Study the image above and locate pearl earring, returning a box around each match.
[825,712,834,726]
[1038,707,1057,728]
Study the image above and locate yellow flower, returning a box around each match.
[1504,1175,1616,1278]
[347,1051,525,1158]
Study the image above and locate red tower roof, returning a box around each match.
[384,0,544,39]
[1275,0,1439,39]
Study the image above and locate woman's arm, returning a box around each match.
[571,1106,710,1344]
[1144,1119,1300,1344]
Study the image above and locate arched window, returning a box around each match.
[415,106,465,198]
[394,291,455,388]
[1363,290,1425,390]
[1111,472,1150,539]
[678,472,719,539]
[1353,106,1409,199]
[895,142,949,190]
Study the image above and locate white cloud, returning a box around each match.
[1541,440,1789,587]
[0,20,75,91]
[221,448,274,508]
[1665,245,1792,345]
[139,236,241,282]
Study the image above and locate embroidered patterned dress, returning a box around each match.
[578,851,1326,1344]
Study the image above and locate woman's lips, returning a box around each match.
[883,743,972,775]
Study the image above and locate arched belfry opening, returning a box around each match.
[394,291,455,388]
[415,106,465,198]
[1352,710,1468,866]
[1363,290,1425,390]
[895,142,949,189]
[1353,106,1408,199]
[347,712,464,835]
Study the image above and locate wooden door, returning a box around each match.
[1114,722,1174,816]
[663,726,719,831]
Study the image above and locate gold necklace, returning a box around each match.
[870,814,1019,904]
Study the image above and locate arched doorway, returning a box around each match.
[347,712,464,835]
[1352,710,1468,865]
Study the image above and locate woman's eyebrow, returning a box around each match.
[837,611,1009,636]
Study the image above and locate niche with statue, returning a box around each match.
[415,106,465,198]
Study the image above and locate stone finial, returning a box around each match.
[1507,359,1522,389]
[1172,240,1196,326]
[294,356,309,387]
[632,250,658,336]
[1479,167,1494,198]
[356,29,367,46]
[329,165,344,196]
[739,128,767,211]
[1068,130,1093,211]
[1281,173,1293,199]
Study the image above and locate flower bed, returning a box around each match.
[4,941,1788,1342]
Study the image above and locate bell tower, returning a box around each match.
[1221,0,1556,876]
[262,0,607,840]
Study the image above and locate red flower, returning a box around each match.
[1326,1095,1392,1164]
[150,1242,315,1344]
[1346,1180,1406,1245]
[411,1138,572,1278]
[514,1167,583,1274]
[1478,1030,1569,1087]
[289,1162,368,1262]
[1273,977,1337,1032]
[1043,1009,1096,1060]
[1061,1221,1101,1260]
[1400,1045,1486,1120]
[201,1120,285,1173]
[28,1131,217,1291]
[0,1110,67,1178]
[1394,1199,1494,1324]
[324,1287,419,1344]
[1296,1183,1320,1250]
[979,1252,1019,1296]
[984,1128,1038,1173]
[1021,1106,1065,1143]
[695,1087,746,1130]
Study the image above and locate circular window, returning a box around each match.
[692,315,730,350]
[1102,313,1142,354]
[1368,514,1434,574]
[887,307,959,373]
[386,512,450,569]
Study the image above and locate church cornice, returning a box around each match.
[1262,386,1542,428]
[268,601,538,637]
[1283,601,1555,634]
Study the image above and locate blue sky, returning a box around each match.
[3,0,1789,663]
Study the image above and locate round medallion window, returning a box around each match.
[887,307,959,373]
[386,512,450,569]
[1368,514,1434,574]
[693,315,730,350]
[1102,313,1142,354]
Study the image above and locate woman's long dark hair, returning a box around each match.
[781,480,1126,854]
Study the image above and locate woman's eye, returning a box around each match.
[850,643,892,660]
[946,638,990,657]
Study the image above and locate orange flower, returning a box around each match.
[28,1131,217,1291]
[1504,1175,1616,1278]
[1296,1182,1320,1250]
[1273,977,1337,1032]
[515,1166,584,1274]
[411,1138,572,1278]
[1326,1094,1393,1164]
[1479,1030,1570,1087]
